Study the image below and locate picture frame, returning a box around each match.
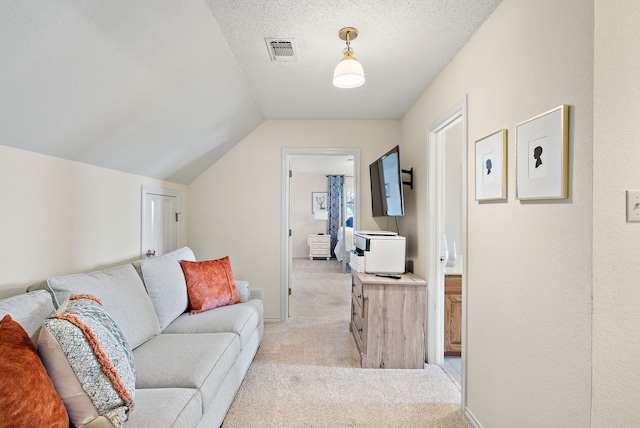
[312,192,327,214]
[475,129,507,201]
[516,105,569,200]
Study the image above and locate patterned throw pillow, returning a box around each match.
[179,256,241,314]
[38,294,135,428]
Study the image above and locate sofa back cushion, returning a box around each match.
[45,264,160,349]
[0,290,54,342]
[134,247,195,330]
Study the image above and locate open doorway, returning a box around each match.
[281,148,360,321]
[427,97,468,405]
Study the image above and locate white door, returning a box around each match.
[141,186,181,259]
[288,167,293,316]
[427,96,468,408]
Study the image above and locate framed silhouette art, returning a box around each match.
[516,105,569,200]
[475,129,507,201]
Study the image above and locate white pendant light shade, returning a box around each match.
[333,52,365,88]
[333,27,365,89]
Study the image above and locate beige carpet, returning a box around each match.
[223,259,471,428]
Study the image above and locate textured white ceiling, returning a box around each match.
[206,0,502,119]
[0,0,501,184]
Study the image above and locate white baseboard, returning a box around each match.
[464,407,482,428]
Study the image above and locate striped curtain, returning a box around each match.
[327,175,345,258]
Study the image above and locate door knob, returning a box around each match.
[146,249,156,257]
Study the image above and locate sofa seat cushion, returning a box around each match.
[124,388,202,428]
[133,247,196,330]
[163,300,263,350]
[132,333,240,409]
[0,290,54,342]
[44,264,161,349]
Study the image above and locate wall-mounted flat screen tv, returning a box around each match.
[369,145,405,217]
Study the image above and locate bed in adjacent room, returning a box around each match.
[334,218,354,262]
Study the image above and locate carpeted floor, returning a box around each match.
[222,259,471,427]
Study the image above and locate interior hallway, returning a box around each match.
[222,258,468,427]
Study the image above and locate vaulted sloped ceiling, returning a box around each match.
[0,0,501,184]
[0,0,264,184]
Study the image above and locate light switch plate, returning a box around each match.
[626,190,640,222]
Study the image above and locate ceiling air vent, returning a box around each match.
[265,38,297,62]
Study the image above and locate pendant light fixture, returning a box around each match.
[333,27,365,89]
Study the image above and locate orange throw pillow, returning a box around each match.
[180,257,241,314]
[0,315,68,427]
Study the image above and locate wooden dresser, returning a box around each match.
[444,274,462,356]
[350,271,427,369]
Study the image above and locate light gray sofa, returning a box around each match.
[0,246,263,428]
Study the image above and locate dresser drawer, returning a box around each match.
[310,250,330,257]
[351,303,365,350]
[352,290,362,319]
[309,242,330,250]
[352,275,363,309]
[351,277,366,352]
[352,311,363,338]
[308,235,330,244]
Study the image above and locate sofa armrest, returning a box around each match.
[236,280,250,303]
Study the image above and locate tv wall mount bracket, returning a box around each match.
[402,167,414,189]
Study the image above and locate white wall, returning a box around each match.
[187,120,399,319]
[0,145,188,295]
[292,175,328,258]
[401,0,593,426]
[592,1,640,425]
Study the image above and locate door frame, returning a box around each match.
[427,96,468,406]
[140,185,181,258]
[280,148,361,321]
